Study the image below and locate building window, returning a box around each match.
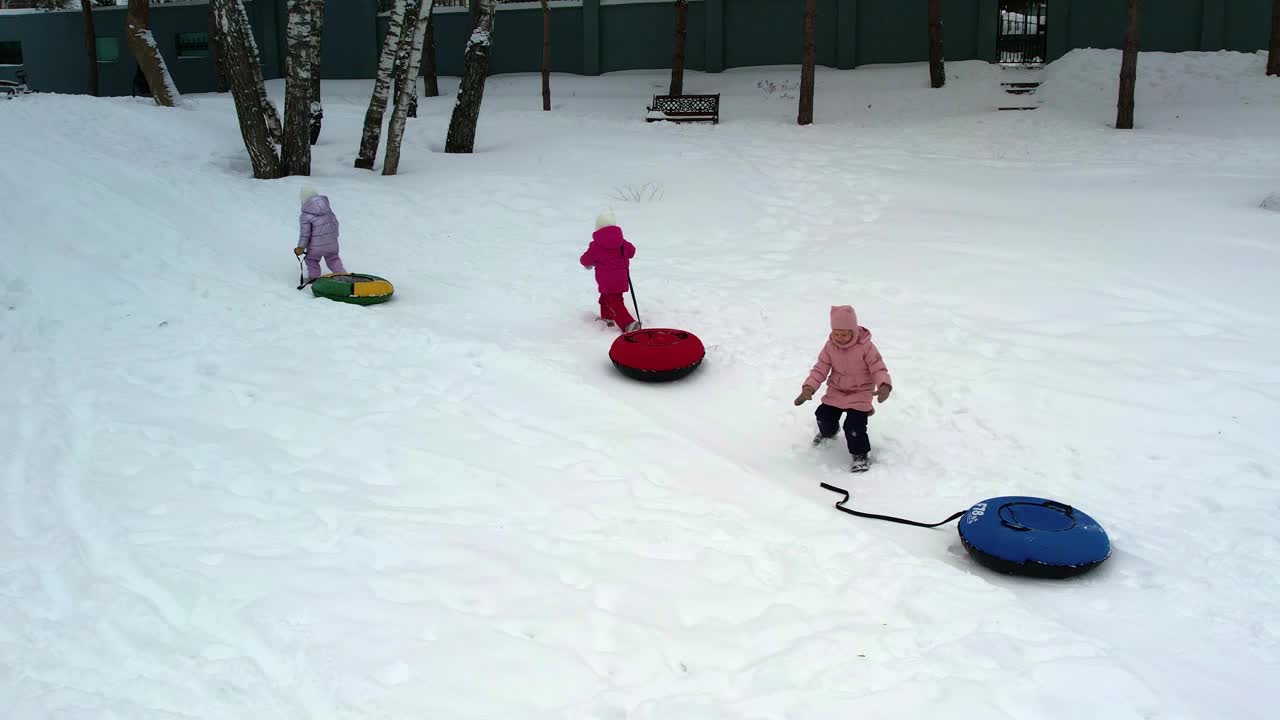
[176,32,209,59]
[0,41,21,67]
[96,37,120,63]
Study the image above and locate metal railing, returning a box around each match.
[997,1,1048,64]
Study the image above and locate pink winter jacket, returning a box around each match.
[298,195,340,255]
[580,225,636,295]
[803,328,892,413]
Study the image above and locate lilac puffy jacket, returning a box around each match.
[298,195,340,254]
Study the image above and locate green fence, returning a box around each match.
[1047,0,1273,61]
[1,0,1273,98]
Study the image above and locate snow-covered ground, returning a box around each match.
[2,50,1278,719]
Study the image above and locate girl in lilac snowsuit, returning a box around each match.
[294,187,346,279]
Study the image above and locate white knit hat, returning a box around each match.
[595,210,617,230]
[300,186,318,205]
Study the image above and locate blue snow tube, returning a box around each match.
[957,497,1111,579]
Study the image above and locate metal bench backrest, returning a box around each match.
[652,94,719,115]
[648,94,720,124]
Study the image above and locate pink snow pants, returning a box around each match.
[599,293,635,330]
[305,251,346,279]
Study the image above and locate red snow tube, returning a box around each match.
[609,328,705,382]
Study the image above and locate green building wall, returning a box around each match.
[0,0,279,96]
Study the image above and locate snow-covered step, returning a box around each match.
[998,68,1043,111]
[998,86,1041,110]
[1001,81,1040,95]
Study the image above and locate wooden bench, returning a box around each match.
[645,93,720,124]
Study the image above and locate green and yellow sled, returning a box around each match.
[310,273,394,306]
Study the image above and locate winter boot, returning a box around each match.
[813,433,831,447]
[850,453,870,473]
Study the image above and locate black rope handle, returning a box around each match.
[622,244,640,327]
[820,483,965,529]
[999,500,1076,532]
[296,255,315,290]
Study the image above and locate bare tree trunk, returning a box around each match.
[260,87,283,145]
[80,0,98,97]
[392,4,421,119]
[446,0,496,153]
[391,19,408,115]
[355,0,408,169]
[541,0,551,110]
[224,0,282,142]
[1116,0,1141,130]
[309,0,325,144]
[209,1,229,92]
[669,0,687,96]
[126,0,179,107]
[282,0,318,176]
[424,11,439,97]
[210,0,282,179]
[928,0,944,89]
[1268,0,1280,76]
[383,0,433,176]
[798,0,816,125]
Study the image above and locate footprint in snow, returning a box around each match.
[376,661,411,686]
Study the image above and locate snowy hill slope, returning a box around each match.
[2,53,1279,718]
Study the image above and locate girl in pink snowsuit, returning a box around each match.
[294,187,346,280]
[794,305,893,472]
[580,211,640,332]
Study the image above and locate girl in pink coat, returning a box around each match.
[293,187,346,280]
[580,211,640,332]
[794,305,893,472]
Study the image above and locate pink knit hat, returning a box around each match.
[830,305,858,331]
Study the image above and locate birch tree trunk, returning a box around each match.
[445,0,496,154]
[424,11,440,97]
[1268,0,1279,76]
[80,0,98,97]
[126,0,179,107]
[797,0,816,125]
[383,0,433,176]
[928,0,944,89]
[223,0,282,143]
[392,4,421,119]
[355,0,408,170]
[309,0,325,144]
[208,1,229,92]
[282,0,318,176]
[669,0,687,96]
[1116,0,1141,130]
[210,0,282,179]
[541,0,551,110]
